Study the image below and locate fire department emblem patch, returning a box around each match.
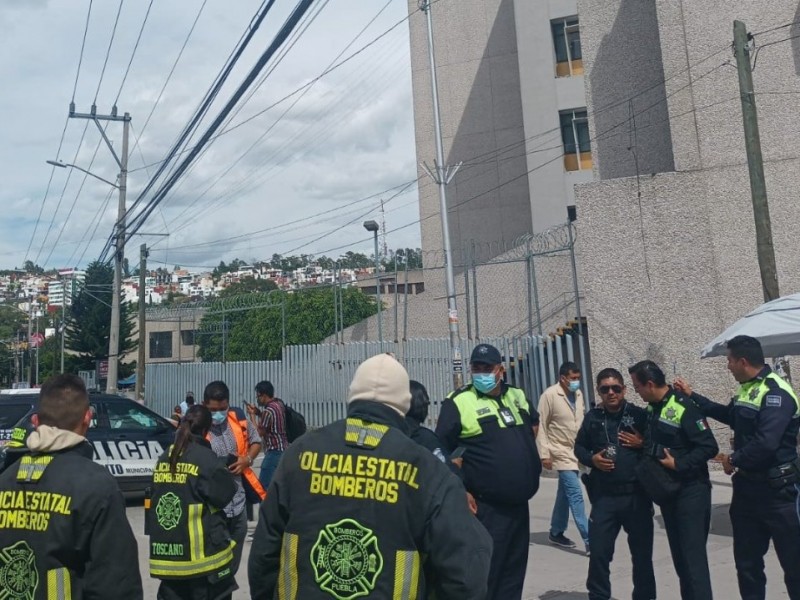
[311,518,383,600]
[0,541,38,600]
[156,492,182,531]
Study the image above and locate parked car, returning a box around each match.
[0,391,176,494]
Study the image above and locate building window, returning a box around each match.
[552,17,582,77]
[149,331,172,359]
[560,109,592,172]
[180,329,196,346]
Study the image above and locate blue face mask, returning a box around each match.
[473,373,498,394]
[568,380,581,393]
[211,410,227,425]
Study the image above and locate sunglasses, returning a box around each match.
[598,385,623,394]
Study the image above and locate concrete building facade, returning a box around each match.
[407,0,592,265]
[575,0,800,401]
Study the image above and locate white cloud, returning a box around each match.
[0,0,420,271]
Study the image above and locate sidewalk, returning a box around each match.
[523,472,788,599]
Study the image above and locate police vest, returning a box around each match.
[735,372,800,417]
[449,386,529,437]
[149,444,235,580]
[647,394,685,430]
[206,411,266,501]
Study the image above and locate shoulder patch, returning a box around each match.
[765,395,782,407]
[696,419,709,431]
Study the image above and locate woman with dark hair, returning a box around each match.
[408,380,455,468]
[148,405,239,600]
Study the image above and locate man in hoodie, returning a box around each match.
[0,374,143,599]
[248,353,492,600]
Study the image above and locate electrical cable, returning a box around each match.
[71,0,93,104]
[113,0,154,105]
[93,0,125,104]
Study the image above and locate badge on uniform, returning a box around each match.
[765,395,782,407]
[696,419,709,431]
[498,407,516,426]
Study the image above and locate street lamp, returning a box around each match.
[363,220,383,344]
[46,160,120,189]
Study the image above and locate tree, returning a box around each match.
[0,305,25,384]
[23,260,45,275]
[197,287,377,361]
[219,278,277,297]
[65,261,136,374]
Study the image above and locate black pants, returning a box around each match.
[587,492,656,600]
[660,481,712,600]
[225,510,249,578]
[157,577,238,600]
[476,499,529,600]
[730,475,800,600]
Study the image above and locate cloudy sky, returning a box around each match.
[0,0,421,272]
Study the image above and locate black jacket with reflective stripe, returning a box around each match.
[0,440,143,599]
[148,437,237,581]
[248,401,493,600]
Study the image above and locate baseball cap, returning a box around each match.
[470,344,502,366]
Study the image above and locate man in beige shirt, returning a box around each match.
[538,361,590,554]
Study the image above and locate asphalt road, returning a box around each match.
[127,472,790,599]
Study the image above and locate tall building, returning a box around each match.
[575,0,800,395]
[407,0,592,263]
[47,269,85,309]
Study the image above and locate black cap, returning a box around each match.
[470,344,502,366]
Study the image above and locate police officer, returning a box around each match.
[629,360,718,600]
[436,343,541,600]
[148,405,238,599]
[675,335,800,600]
[248,353,492,599]
[0,374,143,598]
[575,368,655,600]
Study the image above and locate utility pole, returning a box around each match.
[419,0,463,388]
[135,244,148,402]
[26,295,34,387]
[733,21,780,302]
[68,104,130,393]
[60,277,66,374]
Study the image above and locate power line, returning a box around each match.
[93,0,125,104]
[71,0,93,104]
[113,0,154,105]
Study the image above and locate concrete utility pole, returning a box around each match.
[135,244,148,401]
[68,104,130,393]
[26,296,34,387]
[733,21,780,302]
[419,0,464,389]
[363,220,383,343]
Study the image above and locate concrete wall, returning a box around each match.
[577,0,675,179]
[575,159,800,400]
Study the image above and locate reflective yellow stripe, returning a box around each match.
[393,550,420,600]
[47,567,72,599]
[17,455,54,482]
[150,541,234,577]
[277,533,299,600]
[188,504,203,560]
[450,387,526,438]
[345,418,389,448]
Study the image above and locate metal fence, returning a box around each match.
[145,331,592,428]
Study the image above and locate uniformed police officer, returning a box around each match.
[629,360,718,600]
[575,368,655,600]
[248,353,492,599]
[674,335,800,600]
[436,343,541,600]
[148,405,238,600]
[0,374,143,599]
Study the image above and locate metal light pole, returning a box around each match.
[419,0,463,388]
[363,220,383,343]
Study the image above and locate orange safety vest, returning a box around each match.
[207,410,266,501]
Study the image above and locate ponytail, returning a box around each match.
[169,405,212,473]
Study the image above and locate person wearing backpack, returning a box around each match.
[247,381,289,490]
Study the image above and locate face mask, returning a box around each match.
[473,373,498,394]
[211,410,227,425]
[568,380,581,393]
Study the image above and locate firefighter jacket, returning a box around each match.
[248,400,493,600]
[148,436,238,581]
[0,425,143,599]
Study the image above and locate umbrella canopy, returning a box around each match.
[118,373,136,387]
[702,293,800,358]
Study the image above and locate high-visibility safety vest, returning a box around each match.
[735,372,800,417]
[210,410,267,501]
[448,385,530,438]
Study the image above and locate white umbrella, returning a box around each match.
[702,293,800,358]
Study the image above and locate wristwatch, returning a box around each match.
[246,455,254,466]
